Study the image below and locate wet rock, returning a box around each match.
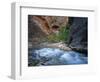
[68,17,88,54]
[38,42,72,51]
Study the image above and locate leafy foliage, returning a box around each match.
[46,26,70,43]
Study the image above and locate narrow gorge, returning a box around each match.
[28,15,88,66]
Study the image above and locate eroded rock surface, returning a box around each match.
[68,17,88,54]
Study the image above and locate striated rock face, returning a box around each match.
[28,15,69,48]
[29,15,68,35]
[28,15,47,41]
[68,17,88,54]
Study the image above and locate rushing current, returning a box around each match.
[31,48,88,66]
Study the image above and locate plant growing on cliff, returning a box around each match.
[46,26,70,43]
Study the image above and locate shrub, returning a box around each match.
[46,26,70,43]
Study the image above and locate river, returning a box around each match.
[29,48,88,66]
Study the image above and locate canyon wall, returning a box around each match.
[28,15,87,54]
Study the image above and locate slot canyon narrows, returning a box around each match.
[28,15,88,66]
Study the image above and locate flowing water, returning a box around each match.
[30,48,88,66]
